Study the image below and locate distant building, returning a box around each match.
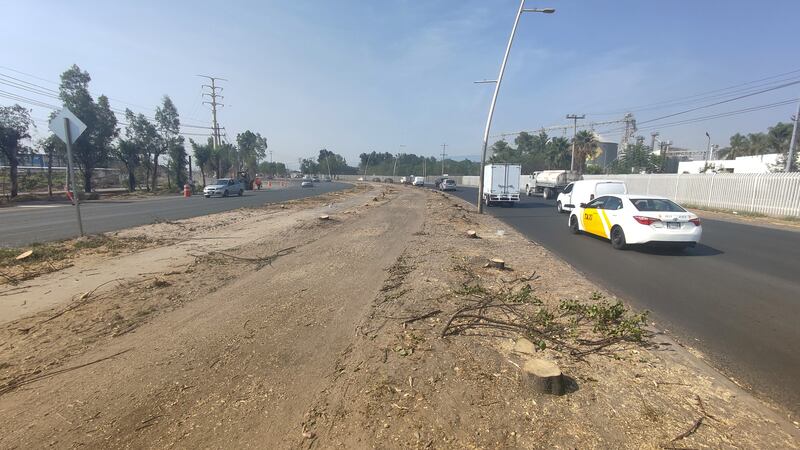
[677,154,781,174]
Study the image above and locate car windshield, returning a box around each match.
[631,198,686,212]
[213,179,229,184]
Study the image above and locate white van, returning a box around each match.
[555,179,627,213]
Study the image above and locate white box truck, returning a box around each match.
[482,164,521,206]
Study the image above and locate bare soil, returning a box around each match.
[0,185,796,449]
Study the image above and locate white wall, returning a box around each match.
[677,154,781,174]
[584,173,800,217]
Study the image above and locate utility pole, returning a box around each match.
[705,131,712,163]
[566,114,585,172]
[197,75,226,150]
[441,143,447,175]
[786,100,800,172]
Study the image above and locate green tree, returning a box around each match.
[190,138,214,185]
[488,140,519,164]
[317,149,350,176]
[258,161,287,176]
[39,135,65,198]
[300,158,319,174]
[572,130,600,173]
[212,143,234,178]
[236,130,268,178]
[155,96,185,189]
[0,104,34,198]
[58,65,118,193]
[545,136,570,169]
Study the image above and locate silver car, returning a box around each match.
[204,178,244,198]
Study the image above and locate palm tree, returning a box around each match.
[545,137,570,169]
[572,130,600,173]
[718,133,748,159]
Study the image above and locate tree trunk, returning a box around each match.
[9,153,18,198]
[46,149,53,199]
[151,154,159,191]
[127,167,136,192]
[200,168,206,186]
[83,168,92,193]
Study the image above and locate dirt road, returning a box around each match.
[0,186,797,449]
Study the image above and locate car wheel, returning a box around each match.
[204,195,210,198]
[238,189,243,196]
[222,189,228,197]
[611,226,627,250]
[570,215,580,234]
[557,201,563,213]
[543,188,551,200]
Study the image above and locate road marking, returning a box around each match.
[16,205,67,208]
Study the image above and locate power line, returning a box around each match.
[588,67,800,117]
[0,67,212,127]
[593,98,799,138]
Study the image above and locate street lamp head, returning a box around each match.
[523,7,556,13]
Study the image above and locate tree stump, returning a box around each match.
[466,230,478,239]
[521,358,565,395]
[487,258,505,270]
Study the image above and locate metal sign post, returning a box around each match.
[63,117,84,236]
[49,108,87,237]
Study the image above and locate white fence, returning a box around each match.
[584,173,800,218]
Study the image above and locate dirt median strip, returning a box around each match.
[0,186,796,449]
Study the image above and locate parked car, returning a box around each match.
[383,178,394,183]
[569,195,702,250]
[323,176,332,182]
[204,178,244,198]
[357,177,365,181]
[556,179,627,213]
[439,179,457,191]
[312,176,320,182]
[412,176,425,186]
[372,177,382,182]
[301,180,313,188]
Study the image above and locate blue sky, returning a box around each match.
[3,0,800,168]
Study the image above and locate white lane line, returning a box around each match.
[16,205,68,208]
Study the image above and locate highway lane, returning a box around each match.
[449,186,800,415]
[0,182,350,247]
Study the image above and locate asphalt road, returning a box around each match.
[0,182,350,247]
[448,186,800,415]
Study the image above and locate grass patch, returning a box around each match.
[0,242,71,267]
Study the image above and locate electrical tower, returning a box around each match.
[197,75,226,148]
[617,113,637,160]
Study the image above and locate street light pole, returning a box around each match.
[705,131,712,162]
[476,2,555,213]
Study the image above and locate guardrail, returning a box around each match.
[584,173,800,218]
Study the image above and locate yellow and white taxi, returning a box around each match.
[568,194,702,250]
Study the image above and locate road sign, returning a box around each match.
[48,108,87,144]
